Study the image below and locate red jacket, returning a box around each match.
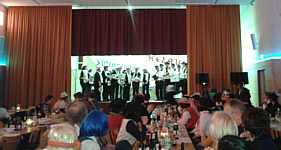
[182,107,199,129]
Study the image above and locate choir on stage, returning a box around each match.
[79,62,188,101]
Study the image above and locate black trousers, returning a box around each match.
[132,82,140,96]
[155,81,164,100]
[93,83,101,101]
[164,79,171,99]
[180,79,187,95]
[102,84,110,101]
[111,80,119,100]
[142,83,150,97]
[123,84,131,101]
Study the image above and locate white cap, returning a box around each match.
[96,64,102,68]
[60,92,68,98]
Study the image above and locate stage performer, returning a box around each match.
[163,62,171,99]
[132,67,141,96]
[123,67,132,101]
[102,65,111,101]
[170,63,180,91]
[153,66,164,100]
[94,65,103,101]
[80,66,89,96]
[142,68,150,98]
[180,62,188,95]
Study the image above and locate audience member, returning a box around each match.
[203,111,238,149]
[116,103,142,149]
[218,135,250,150]
[241,108,278,150]
[46,123,80,150]
[177,98,199,131]
[66,102,88,136]
[79,110,110,150]
[74,92,83,102]
[52,92,69,113]
[39,95,53,117]
[87,92,100,110]
[223,99,246,135]
[265,92,281,118]
[105,99,124,144]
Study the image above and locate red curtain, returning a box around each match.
[5,6,72,108]
[72,9,186,55]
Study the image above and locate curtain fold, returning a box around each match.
[5,6,72,108]
[186,5,242,94]
[72,9,186,55]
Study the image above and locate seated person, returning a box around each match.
[240,108,278,150]
[87,92,100,110]
[177,99,199,131]
[106,99,124,144]
[74,92,83,102]
[39,95,53,117]
[66,102,88,136]
[46,123,80,150]
[265,92,281,118]
[0,107,10,123]
[52,92,69,113]
[116,103,143,150]
[218,135,250,150]
[202,111,238,149]
[79,110,112,150]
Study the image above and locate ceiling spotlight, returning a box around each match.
[128,6,133,11]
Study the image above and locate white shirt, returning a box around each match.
[98,71,103,84]
[177,111,191,125]
[52,100,68,112]
[170,69,180,83]
[88,72,94,84]
[163,67,171,80]
[155,70,163,81]
[81,136,100,150]
[82,70,89,83]
[132,72,140,82]
[180,67,187,79]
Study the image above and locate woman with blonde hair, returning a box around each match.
[201,111,238,150]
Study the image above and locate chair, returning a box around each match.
[2,135,20,150]
[105,128,119,145]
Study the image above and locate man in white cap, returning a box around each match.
[131,67,141,96]
[123,67,132,101]
[180,62,188,95]
[93,64,103,101]
[52,92,69,113]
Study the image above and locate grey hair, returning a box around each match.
[66,101,88,125]
[209,111,238,141]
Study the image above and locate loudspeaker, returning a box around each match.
[196,73,209,86]
[250,34,258,50]
[231,72,249,85]
[78,56,83,70]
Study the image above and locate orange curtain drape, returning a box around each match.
[186,5,242,94]
[4,6,72,108]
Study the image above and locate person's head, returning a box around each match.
[222,89,231,98]
[132,93,145,104]
[104,65,108,71]
[47,123,80,150]
[96,65,101,72]
[123,103,141,122]
[45,95,54,104]
[171,63,175,68]
[177,64,181,70]
[242,108,270,140]
[181,62,187,67]
[88,92,97,102]
[60,92,68,100]
[218,135,250,150]
[165,62,169,67]
[209,111,238,142]
[66,102,88,126]
[134,67,139,72]
[143,68,148,73]
[224,99,246,125]
[268,92,279,104]
[80,110,108,137]
[109,98,125,114]
[116,66,122,72]
[88,69,92,73]
[74,92,83,102]
[126,67,130,72]
[263,92,271,103]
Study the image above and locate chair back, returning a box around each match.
[2,135,20,150]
